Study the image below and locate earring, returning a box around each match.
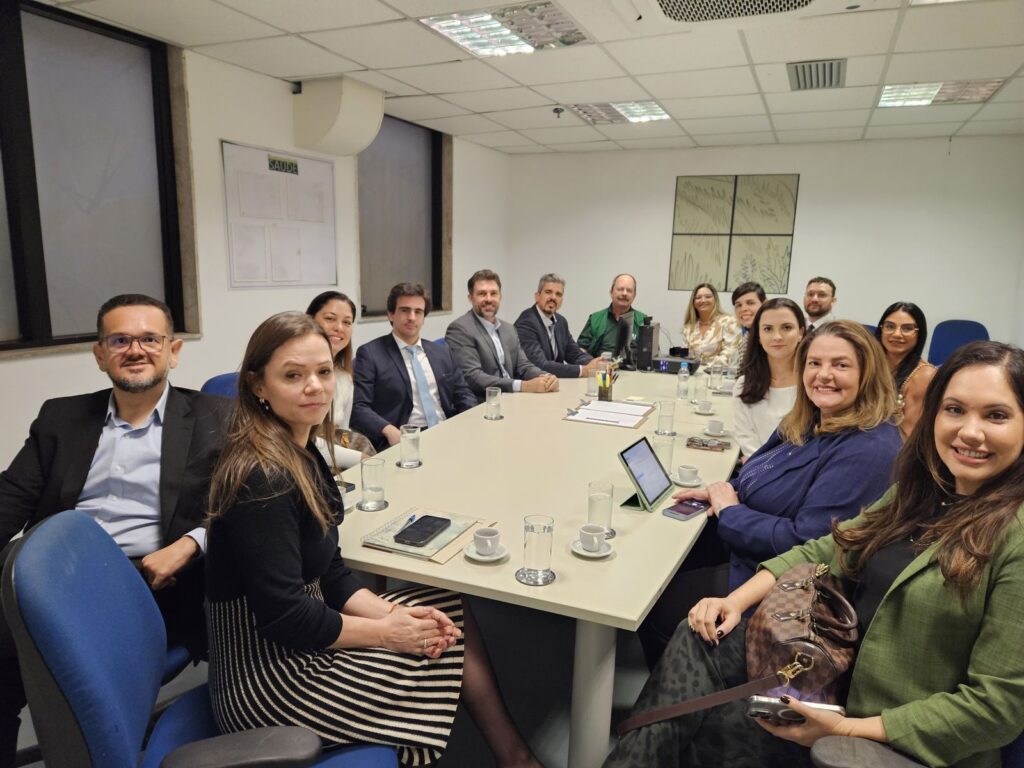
[258,397,271,413]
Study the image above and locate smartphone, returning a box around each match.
[342,481,356,493]
[663,500,709,521]
[746,696,846,725]
[393,515,451,547]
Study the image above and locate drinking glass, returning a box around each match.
[586,368,599,397]
[708,365,724,392]
[484,386,503,420]
[652,434,674,472]
[516,515,555,586]
[398,425,421,468]
[587,480,615,539]
[356,457,388,512]
[655,399,676,436]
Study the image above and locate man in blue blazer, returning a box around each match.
[514,273,600,378]
[351,283,477,452]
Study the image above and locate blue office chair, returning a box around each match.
[928,320,989,367]
[862,323,877,336]
[200,372,239,398]
[1,512,397,768]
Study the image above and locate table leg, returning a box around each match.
[568,620,616,768]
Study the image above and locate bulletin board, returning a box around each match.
[222,141,337,288]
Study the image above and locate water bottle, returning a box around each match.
[676,368,689,399]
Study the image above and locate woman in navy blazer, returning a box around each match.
[639,320,901,667]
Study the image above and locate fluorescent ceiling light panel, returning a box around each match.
[420,2,584,57]
[909,0,983,5]
[568,101,670,124]
[879,79,1004,107]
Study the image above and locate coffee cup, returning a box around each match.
[579,523,606,553]
[677,464,699,484]
[696,399,713,414]
[707,419,725,435]
[474,527,501,556]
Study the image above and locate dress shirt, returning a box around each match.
[76,384,205,556]
[474,313,522,392]
[806,311,836,332]
[536,306,583,376]
[393,332,446,428]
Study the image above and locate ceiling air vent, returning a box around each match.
[786,59,847,91]
[656,0,815,22]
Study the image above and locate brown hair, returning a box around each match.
[468,269,501,294]
[778,320,896,446]
[306,291,356,374]
[97,293,174,338]
[208,312,336,534]
[834,341,1024,595]
[683,282,725,328]
[738,298,806,405]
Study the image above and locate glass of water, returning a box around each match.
[709,365,724,392]
[586,368,599,398]
[398,425,421,468]
[588,480,615,539]
[356,457,388,512]
[655,399,676,436]
[484,386,503,420]
[516,515,555,586]
[652,434,674,472]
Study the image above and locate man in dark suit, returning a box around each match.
[0,294,229,768]
[445,269,558,401]
[351,283,477,452]
[515,273,600,379]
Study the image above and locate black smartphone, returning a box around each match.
[663,500,709,521]
[393,515,451,547]
[746,696,845,725]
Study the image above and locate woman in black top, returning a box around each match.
[205,312,540,767]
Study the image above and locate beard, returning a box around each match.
[111,368,167,394]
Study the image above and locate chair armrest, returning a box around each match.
[811,736,927,768]
[160,726,321,768]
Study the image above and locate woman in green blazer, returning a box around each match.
[607,340,1024,768]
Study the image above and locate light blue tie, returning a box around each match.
[406,346,440,428]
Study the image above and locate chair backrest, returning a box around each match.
[928,320,990,367]
[861,323,877,336]
[200,372,240,398]
[1,512,167,768]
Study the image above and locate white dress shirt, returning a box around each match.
[474,313,522,392]
[394,333,446,427]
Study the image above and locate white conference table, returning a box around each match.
[339,371,739,768]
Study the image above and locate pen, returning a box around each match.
[396,514,417,534]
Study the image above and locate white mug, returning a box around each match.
[579,524,606,553]
[677,464,699,484]
[707,419,725,435]
[474,527,501,556]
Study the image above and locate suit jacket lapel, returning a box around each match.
[59,391,109,510]
[497,321,516,373]
[159,387,194,543]
[469,313,503,371]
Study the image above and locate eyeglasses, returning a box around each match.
[882,322,918,335]
[102,334,167,352]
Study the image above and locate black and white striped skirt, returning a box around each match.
[208,584,465,767]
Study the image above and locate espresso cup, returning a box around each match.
[696,399,713,413]
[579,523,606,553]
[474,527,501,556]
[677,464,699,484]
[707,419,725,435]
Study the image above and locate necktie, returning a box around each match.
[547,319,558,359]
[406,346,440,427]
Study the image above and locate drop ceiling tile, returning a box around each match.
[865,122,964,139]
[896,2,1024,53]
[756,55,885,94]
[384,95,469,120]
[385,0,497,14]
[638,67,758,99]
[485,105,585,129]
[550,141,621,152]
[216,0,400,33]
[765,86,879,114]
[604,29,747,75]
[958,118,1024,135]
[680,114,773,135]
[346,70,424,96]
[772,109,870,129]
[869,104,981,125]
[463,131,538,147]
[973,101,1024,120]
[75,0,279,46]
[694,132,776,146]
[993,78,1024,102]
[418,114,506,134]
[520,125,605,144]
[595,121,685,140]
[194,36,361,78]
[441,88,551,112]
[616,137,697,149]
[661,94,765,119]
[485,45,625,85]
[305,21,466,69]
[531,77,651,103]
[743,10,899,64]
[384,60,518,93]
[497,145,554,153]
[886,47,1024,83]
[777,127,864,143]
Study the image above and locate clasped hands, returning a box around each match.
[379,604,461,658]
[672,480,739,517]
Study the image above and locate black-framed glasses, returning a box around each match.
[102,334,167,352]
[882,322,918,335]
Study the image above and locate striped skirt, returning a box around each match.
[208,584,465,767]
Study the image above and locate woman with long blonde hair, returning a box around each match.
[682,282,742,367]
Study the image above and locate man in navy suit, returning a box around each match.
[351,282,477,452]
[514,273,601,378]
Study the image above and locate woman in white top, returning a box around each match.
[732,298,806,459]
[306,291,363,469]
[682,283,742,368]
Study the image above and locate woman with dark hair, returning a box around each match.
[874,302,937,439]
[682,283,742,367]
[732,298,806,459]
[609,340,1024,768]
[205,312,541,767]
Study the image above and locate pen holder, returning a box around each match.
[597,370,613,401]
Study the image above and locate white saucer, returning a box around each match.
[463,543,508,563]
[570,539,613,559]
[694,409,715,416]
[703,428,727,437]
[672,473,704,487]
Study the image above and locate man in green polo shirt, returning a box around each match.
[577,273,648,357]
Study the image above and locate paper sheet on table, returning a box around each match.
[564,402,650,428]
[583,400,654,417]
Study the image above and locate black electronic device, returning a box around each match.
[393,515,451,547]
[746,696,845,726]
[663,500,708,521]
[636,318,659,371]
[614,315,635,370]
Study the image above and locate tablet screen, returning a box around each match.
[620,437,673,508]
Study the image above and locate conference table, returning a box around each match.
[339,370,740,768]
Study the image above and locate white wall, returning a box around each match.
[0,52,509,466]
[502,136,1024,355]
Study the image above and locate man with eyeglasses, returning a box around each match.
[0,294,230,768]
[803,276,838,332]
